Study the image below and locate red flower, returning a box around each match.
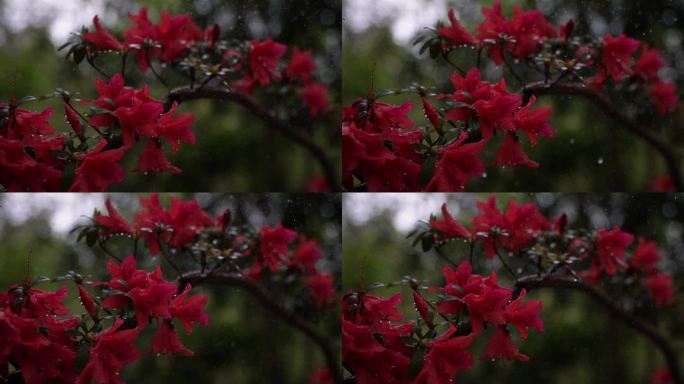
[123,7,203,70]
[414,326,474,384]
[96,197,135,235]
[249,38,287,85]
[128,278,177,325]
[482,326,529,362]
[293,237,323,273]
[424,133,486,192]
[650,368,674,384]
[64,104,82,138]
[513,96,554,147]
[133,140,182,175]
[77,284,98,321]
[69,139,125,192]
[170,284,209,334]
[494,133,539,169]
[300,83,329,117]
[436,261,483,315]
[648,81,679,116]
[438,9,478,46]
[305,174,330,192]
[636,47,666,82]
[83,15,123,52]
[643,273,675,307]
[442,68,494,122]
[77,319,141,384]
[559,19,575,41]
[412,290,432,326]
[421,97,441,132]
[308,368,333,384]
[431,203,471,239]
[155,102,196,153]
[343,293,404,325]
[305,273,336,307]
[463,280,512,333]
[596,228,634,275]
[285,47,316,82]
[504,289,544,340]
[259,224,299,271]
[150,320,194,356]
[473,92,521,140]
[602,34,640,81]
[650,176,676,192]
[630,238,661,274]
[113,98,164,148]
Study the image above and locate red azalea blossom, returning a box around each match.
[473,92,522,140]
[308,368,333,384]
[249,38,288,85]
[431,203,471,239]
[595,228,634,275]
[412,290,432,326]
[83,15,123,52]
[438,9,478,46]
[650,368,674,384]
[463,280,512,333]
[414,326,474,384]
[69,139,125,192]
[636,47,666,82]
[482,326,529,362]
[96,197,135,235]
[285,47,317,82]
[650,176,676,192]
[64,104,82,138]
[424,133,486,192]
[300,83,329,117]
[421,97,441,132]
[649,81,679,116]
[513,96,554,147]
[643,273,675,307]
[134,140,182,175]
[630,238,661,274]
[150,320,194,356]
[170,285,209,334]
[494,133,539,169]
[602,34,640,81]
[504,289,544,340]
[306,273,336,307]
[259,224,299,271]
[77,319,141,384]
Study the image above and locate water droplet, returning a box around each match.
[597,157,604,165]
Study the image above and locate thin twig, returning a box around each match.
[179,270,342,384]
[492,240,516,279]
[514,275,682,384]
[164,85,340,191]
[522,81,683,191]
[434,245,459,268]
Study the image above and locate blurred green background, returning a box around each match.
[0,0,340,191]
[0,192,341,383]
[343,193,684,383]
[343,0,684,191]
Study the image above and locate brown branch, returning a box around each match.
[178,270,341,384]
[522,81,683,191]
[514,275,682,384]
[165,85,340,191]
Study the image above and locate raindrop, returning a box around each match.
[597,157,604,165]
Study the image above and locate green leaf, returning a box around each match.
[408,347,426,378]
[85,228,98,247]
[376,89,396,98]
[429,42,442,59]
[73,48,86,64]
[32,276,51,284]
[419,154,436,187]
[421,235,434,252]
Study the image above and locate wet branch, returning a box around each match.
[514,274,682,384]
[164,85,340,191]
[178,270,341,384]
[522,81,683,191]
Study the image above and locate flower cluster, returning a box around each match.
[1,7,331,192]
[93,194,336,308]
[0,259,209,384]
[343,197,678,383]
[343,67,553,191]
[342,261,543,383]
[80,7,329,118]
[344,3,681,192]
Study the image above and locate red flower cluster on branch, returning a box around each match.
[343,2,681,192]
[343,197,678,383]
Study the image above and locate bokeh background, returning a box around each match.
[343,193,684,383]
[0,193,341,383]
[0,0,341,191]
[343,0,684,191]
